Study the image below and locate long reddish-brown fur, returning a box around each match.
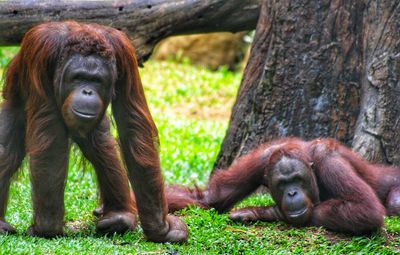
[164,137,400,235]
[0,21,187,242]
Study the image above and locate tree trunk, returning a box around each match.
[0,0,260,63]
[352,1,400,164]
[214,0,400,170]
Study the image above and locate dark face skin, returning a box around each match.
[270,156,316,226]
[57,54,115,135]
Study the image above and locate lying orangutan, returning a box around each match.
[162,138,400,235]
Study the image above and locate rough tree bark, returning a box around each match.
[352,1,400,164]
[214,0,400,170]
[0,0,260,63]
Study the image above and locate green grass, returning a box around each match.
[1,47,400,254]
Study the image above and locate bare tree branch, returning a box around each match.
[0,0,261,62]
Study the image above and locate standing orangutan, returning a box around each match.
[0,21,187,242]
[164,138,400,235]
